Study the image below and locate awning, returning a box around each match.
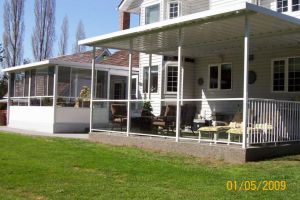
[79,3,300,58]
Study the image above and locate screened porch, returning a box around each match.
[81,3,300,148]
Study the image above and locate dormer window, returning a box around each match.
[145,4,160,24]
[169,1,180,19]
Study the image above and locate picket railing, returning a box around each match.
[248,98,300,145]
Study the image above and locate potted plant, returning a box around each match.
[142,101,153,115]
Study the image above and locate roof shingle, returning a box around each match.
[52,49,139,68]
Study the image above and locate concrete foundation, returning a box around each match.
[89,133,247,163]
[89,133,300,163]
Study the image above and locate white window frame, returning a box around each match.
[144,2,161,25]
[142,65,159,94]
[271,57,300,93]
[165,64,178,94]
[277,0,300,13]
[208,63,232,91]
[168,0,181,19]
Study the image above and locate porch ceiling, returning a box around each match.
[79,3,300,58]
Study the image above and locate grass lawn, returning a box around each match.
[0,132,299,200]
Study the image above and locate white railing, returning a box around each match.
[248,98,300,145]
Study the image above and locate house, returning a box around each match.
[3,49,139,133]
[79,0,300,160]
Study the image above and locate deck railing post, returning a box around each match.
[176,29,182,142]
[242,15,250,149]
[89,47,96,133]
[127,40,133,137]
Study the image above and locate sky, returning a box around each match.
[0,0,139,62]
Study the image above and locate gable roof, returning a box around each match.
[118,0,142,13]
[3,49,140,73]
[99,50,139,68]
[52,48,109,63]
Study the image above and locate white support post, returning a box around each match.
[90,47,96,133]
[53,65,58,125]
[7,73,11,125]
[242,15,250,149]
[127,40,133,136]
[28,70,31,106]
[148,54,152,100]
[107,71,111,100]
[176,29,183,142]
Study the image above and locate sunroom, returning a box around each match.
[3,53,139,133]
[80,3,300,149]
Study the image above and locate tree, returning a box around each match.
[2,0,25,68]
[0,74,8,99]
[32,0,56,61]
[73,21,86,53]
[58,15,69,55]
[0,44,4,63]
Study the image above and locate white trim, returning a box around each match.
[167,0,182,20]
[144,2,161,25]
[142,65,159,95]
[165,63,178,94]
[3,60,139,73]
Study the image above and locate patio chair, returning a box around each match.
[152,105,176,134]
[198,112,242,144]
[111,104,127,131]
[226,123,273,144]
[181,104,197,133]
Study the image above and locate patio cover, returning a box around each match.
[79,3,300,58]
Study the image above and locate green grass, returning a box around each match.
[0,132,299,200]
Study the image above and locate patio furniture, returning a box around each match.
[111,104,127,131]
[226,123,273,144]
[181,104,197,133]
[152,105,176,134]
[198,112,243,144]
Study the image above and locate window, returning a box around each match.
[57,67,71,97]
[209,64,232,90]
[292,0,300,11]
[145,4,160,24]
[143,66,158,93]
[95,70,108,99]
[288,58,300,91]
[169,2,180,19]
[277,0,300,12]
[273,60,285,91]
[277,0,288,12]
[167,66,178,92]
[221,64,232,89]
[209,66,218,89]
[272,57,300,92]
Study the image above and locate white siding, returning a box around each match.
[210,0,252,9]
[139,53,163,115]
[195,47,300,119]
